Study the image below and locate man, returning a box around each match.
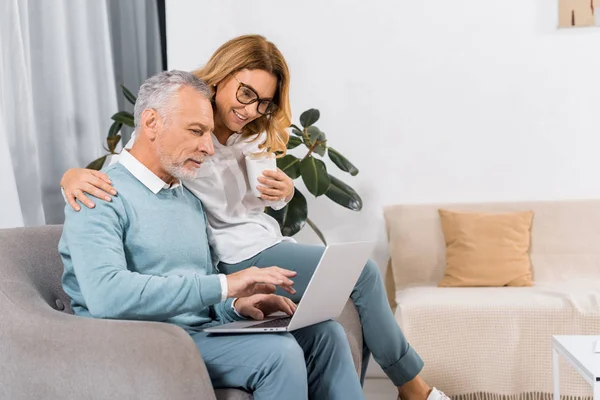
[59,70,365,399]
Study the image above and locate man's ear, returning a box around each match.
[141,109,160,141]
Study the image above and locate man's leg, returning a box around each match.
[292,320,365,400]
[219,242,424,386]
[191,331,308,400]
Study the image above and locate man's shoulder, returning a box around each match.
[101,163,149,196]
[101,163,134,185]
[64,164,131,222]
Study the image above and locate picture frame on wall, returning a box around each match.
[559,0,600,27]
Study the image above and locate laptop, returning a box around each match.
[203,241,374,334]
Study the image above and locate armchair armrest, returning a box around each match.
[0,283,216,400]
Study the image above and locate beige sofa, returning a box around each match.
[384,199,600,400]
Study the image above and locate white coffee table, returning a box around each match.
[552,335,600,400]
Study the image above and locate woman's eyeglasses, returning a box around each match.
[234,77,278,116]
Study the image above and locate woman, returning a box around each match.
[61,34,448,400]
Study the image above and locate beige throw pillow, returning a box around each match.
[438,209,534,287]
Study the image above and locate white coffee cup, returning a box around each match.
[245,153,277,197]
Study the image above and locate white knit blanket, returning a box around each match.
[394,282,600,400]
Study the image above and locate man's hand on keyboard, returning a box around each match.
[234,294,297,320]
[226,266,297,298]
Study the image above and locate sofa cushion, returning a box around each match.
[395,283,600,313]
[384,200,600,290]
[437,209,533,287]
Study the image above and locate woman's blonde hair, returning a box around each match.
[192,35,291,155]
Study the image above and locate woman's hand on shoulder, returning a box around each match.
[60,168,117,211]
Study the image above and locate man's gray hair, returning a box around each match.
[133,70,213,129]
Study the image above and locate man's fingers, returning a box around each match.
[260,269,297,295]
[263,271,295,292]
[253,283,276,295]
[259,266,296,277]
[284,297,297,313]
[240,267,297,296]
[247,308,264,321]
[277,297,295,315]
[272,267,297,277]
[273,284,296,295]
[254,267,296,284]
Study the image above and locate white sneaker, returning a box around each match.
[426,388,451,400]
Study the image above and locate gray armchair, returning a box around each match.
[0,225,364,400]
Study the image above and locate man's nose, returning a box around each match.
[200,134,215,156]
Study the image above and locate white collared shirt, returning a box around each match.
[118,149,183,193]
[117,149,229,302]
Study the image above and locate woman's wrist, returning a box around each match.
[283,187,295,202]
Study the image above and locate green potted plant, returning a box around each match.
[266,108,362,244]
[91,87,362,245]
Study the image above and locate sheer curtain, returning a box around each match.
[0,0,162,228]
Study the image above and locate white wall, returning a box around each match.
[166,0,600,247]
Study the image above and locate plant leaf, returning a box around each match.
[290,124,302,132]
[300,156,330,197]
[106,135,122,154]
[314,143,327,157]
[324,174,363,211]
[300,109,320,128]
[328,147,359,176]
[306,217,327,245]
[291,128,304,137]
[264,189,308,237]
[277,154,301,179]
[120,84,137,105]
[287,136,302,150]
[307,126,324,143]
[108,121,123,138]
[111,111,135,127]
[86,155,108,171]
[318,130,327,142]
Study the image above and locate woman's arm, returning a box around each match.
[60,133,136,211]
[61,168,117,211]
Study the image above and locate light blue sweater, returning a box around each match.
[59,163,240,331]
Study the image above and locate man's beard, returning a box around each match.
[156,141,203,181]
[161,156,198,181]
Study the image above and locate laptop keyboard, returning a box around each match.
[247,316,292,329]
